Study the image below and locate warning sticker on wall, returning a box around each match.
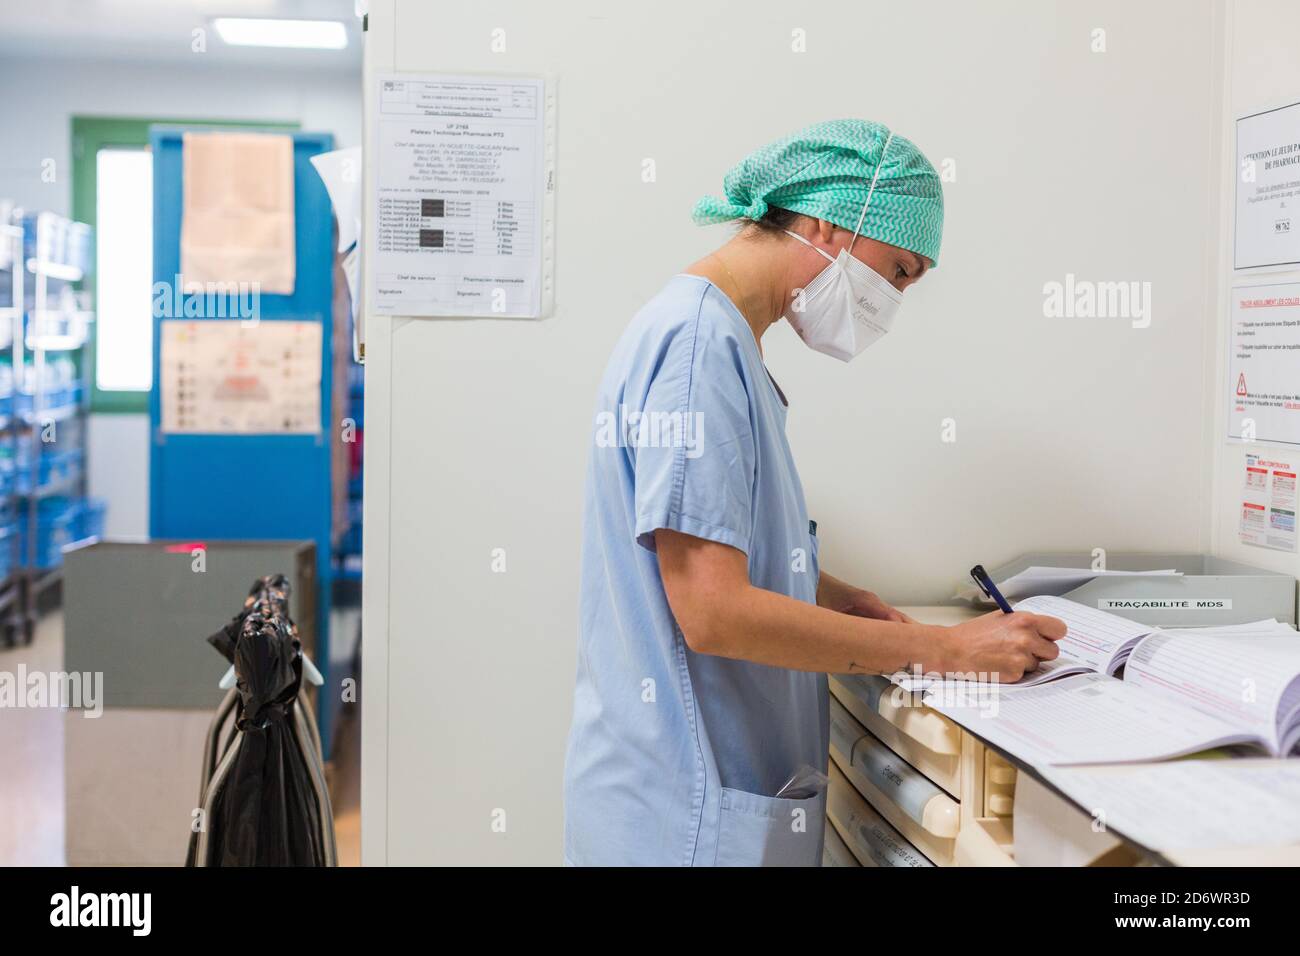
[1227,282,1300,446]
[1239,453,1298,552]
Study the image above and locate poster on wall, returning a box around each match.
[1235,102,1300,270]
[1239,453,1298,553]
[370,72,556,319]
[161,320,322,434]
[1226,282,1300,446]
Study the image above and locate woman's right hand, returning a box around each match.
[939,611,1067,682]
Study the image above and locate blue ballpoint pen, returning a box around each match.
[970,564,1013,614]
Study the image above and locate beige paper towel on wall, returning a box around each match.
[181,132,295,294]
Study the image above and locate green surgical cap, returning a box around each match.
[692,119,944,266]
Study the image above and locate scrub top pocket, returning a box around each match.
[714,787,826,867]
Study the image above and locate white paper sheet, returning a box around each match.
[181,132,295,294]
[1042,760,1300,851]
[1124,628,1300,753]
[902,596,1156,690]
[309,146,362,254]
[892,652,1085,693]
[1227,283,1300,446]
[1235,102,1300,270]
[1239,452,1298,551]
[957,566,1180,603]
[371,73,552,318]
[309,146,365,360]
[922,673,1257,767]
[160,320,321,434]
[1015,594,1155,674]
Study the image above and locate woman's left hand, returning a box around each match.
[838,588,915,624]
[817,572,914,623]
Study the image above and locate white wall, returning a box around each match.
[0,54,361,535]
[1209,0,1300,579]
[363,0,1225,864]
[85,416,150,539]
[0,55,362,214]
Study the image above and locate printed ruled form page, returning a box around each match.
[904,596,1155,691]
[1124,630,1300,754]
[923,673,1257,766]
[1014,595,1154,674]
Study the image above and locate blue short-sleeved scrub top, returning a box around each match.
[563,275,829,867]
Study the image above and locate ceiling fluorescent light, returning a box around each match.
[213,17,348,50]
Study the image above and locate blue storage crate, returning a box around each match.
[75,497,107,542]
[50,447,83,484]
[13,447,80,494]
[0,521,16,581]
[21,212,90,275]
[0,440,13,496]
[14,386,82,420]
[19,496,77,570]
[44,384,70,409]
[67,222,93,275]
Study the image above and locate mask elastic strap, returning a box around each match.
[783,229,836,264]
[848,131,894,255]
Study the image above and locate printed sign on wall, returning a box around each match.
[161,320,322,434]
[1227,282,1300,447]
[1235,102,1300,270]
[1239,453,1298,553]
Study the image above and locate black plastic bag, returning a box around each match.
[187,575,327,866]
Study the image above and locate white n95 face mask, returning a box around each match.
[783,234,904,362]
[783,131,904,363]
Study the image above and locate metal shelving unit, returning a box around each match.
[0,218,24,644]
[0,206,98,647]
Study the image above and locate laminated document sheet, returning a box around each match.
[1227,283,1300,446]
[371,72,555,318]
[161,320,321,434]
[181,132,296,294]
[1041,760,1300,852]
[1234,102,1300,270]
[1239,453,1298,552]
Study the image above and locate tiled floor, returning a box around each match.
[0,612,65,866]
[0,609,362,867]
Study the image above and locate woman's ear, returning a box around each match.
[815,218,838,245]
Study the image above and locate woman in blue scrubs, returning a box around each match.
[563,120,1065,866]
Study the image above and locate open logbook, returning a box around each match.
[915,597,1300,767]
